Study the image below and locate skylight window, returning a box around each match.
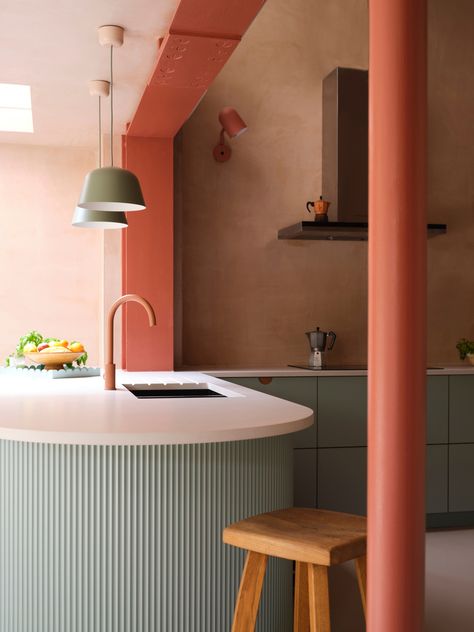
[0,83,33,133]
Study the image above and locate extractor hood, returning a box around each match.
[278,67,447,241]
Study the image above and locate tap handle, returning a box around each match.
[327,331,336,351]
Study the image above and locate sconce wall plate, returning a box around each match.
[213,143,232,162]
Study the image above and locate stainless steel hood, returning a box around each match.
[278,67,447,241]
[322,67,369,223]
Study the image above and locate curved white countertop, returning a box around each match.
[0,371,313,446]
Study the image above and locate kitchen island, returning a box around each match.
[0,372,313,632]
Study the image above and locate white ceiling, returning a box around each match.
[0,0,180,147]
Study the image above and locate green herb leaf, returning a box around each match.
[75,351,88,367]
[456,338,474,360]
[15,330,43,357]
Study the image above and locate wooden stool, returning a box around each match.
[223,507,367,632]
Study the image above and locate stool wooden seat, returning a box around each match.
[223,507,367,632]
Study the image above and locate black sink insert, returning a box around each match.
[124,384,226,399]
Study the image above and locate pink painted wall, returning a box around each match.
[0,143,101,365]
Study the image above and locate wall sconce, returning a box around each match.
[213,107,248,162]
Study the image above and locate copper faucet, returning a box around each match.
[105,294,157,390]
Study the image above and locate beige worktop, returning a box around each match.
[203,366,474,377]
[0,371,313,445]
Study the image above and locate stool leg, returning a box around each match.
[355,555,367,617]
[307,564,331,632]
[294,561,310,631]
[231,550,268,632]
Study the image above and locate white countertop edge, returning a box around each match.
[0,414,314,446]
[204,366,474,377]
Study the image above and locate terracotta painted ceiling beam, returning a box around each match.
[126,0,266,138]
[122,0,266,370]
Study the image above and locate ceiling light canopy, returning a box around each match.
[76,25,146,213]
[0,83,33,133]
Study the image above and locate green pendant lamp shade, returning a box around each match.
[77,166,145,212]
[72,207,128,229]
[75,27,146,221]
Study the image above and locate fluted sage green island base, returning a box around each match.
[0,372,313,632]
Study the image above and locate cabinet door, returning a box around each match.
[222,377,317,448]
[426,376,449,444]
[449,444,474,512]
[449,376,474,443]
[318,446,447,517]
[317,377,367,447]
[317,447,367,516]
[426,445,448,514]
[294,449,317,508]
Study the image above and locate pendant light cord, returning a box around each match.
[110,44,114,167]
[98,95,102,168]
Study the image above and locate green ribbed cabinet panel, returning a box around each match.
[0,437,293,632]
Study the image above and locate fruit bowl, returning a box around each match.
[25,351,83,371]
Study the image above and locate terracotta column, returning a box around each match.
[368,1,427,631]
[121,136,174,370]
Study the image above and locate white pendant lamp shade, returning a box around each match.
[72,207,128,229]
[77,166,145,212]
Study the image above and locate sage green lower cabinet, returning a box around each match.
[449,376,474,443]
[317,377,367,447]
[224,377,317,448]
[294,449,317,507]
[219,373,473,526]
[449,444,474,512]
[426,376,449,444]
[317,448,367,516]
[317,446,447,516]
[426,445,448,513]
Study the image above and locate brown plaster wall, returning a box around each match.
[427,0,474,365]
[178,0,474,368]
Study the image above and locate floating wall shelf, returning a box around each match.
[278,221,448,242]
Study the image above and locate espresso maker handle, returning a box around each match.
[327,331,336,350]
[306,201,315,213]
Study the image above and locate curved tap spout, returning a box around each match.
[105,294,157,390]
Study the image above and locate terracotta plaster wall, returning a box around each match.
[0,143,101,365]
[179,0,473,367]
[426,0,474,365]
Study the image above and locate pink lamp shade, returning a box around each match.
[218,107,247,138]
[213,107,248,162]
